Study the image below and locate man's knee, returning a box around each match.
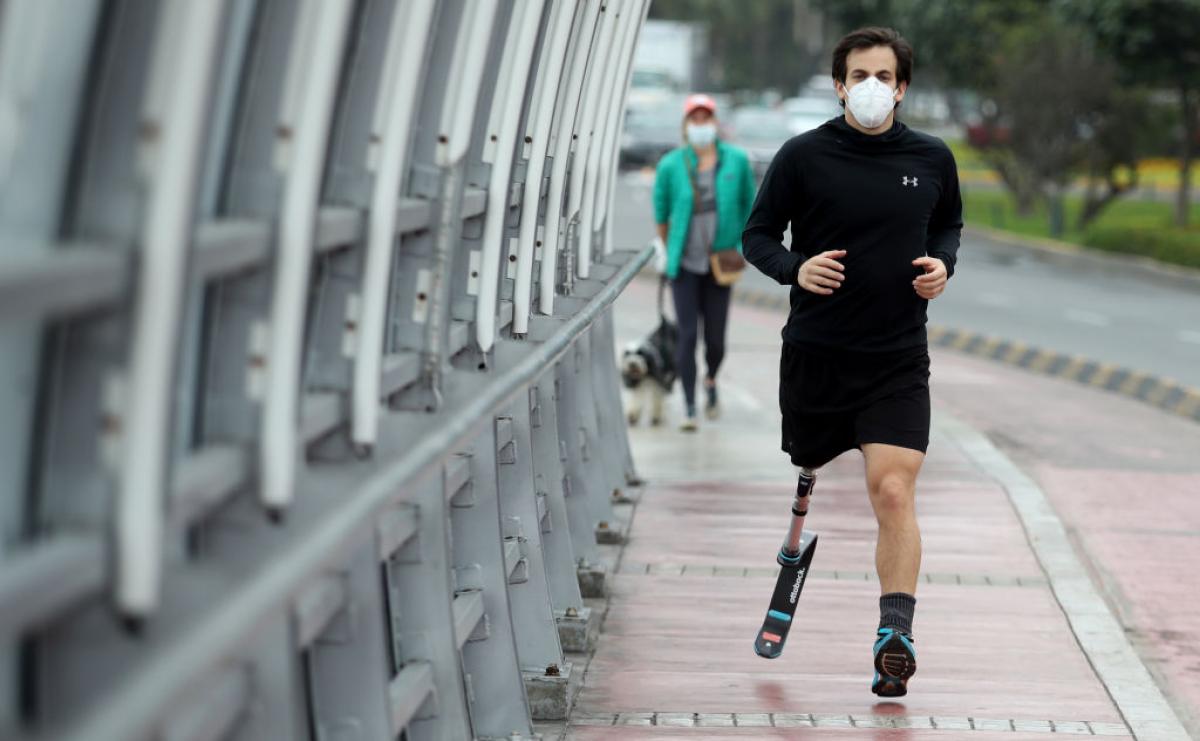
[870,473,914,518]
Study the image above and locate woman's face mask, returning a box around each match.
[845,76,897,129]
[686,122,717,147]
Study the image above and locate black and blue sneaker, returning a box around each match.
[871,628,916,697]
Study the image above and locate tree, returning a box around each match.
[1060,0,1200,226]
[982,21,1138,231]
[648,0,827,93]
[809,0,1047,94]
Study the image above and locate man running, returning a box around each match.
[742,27,962,697]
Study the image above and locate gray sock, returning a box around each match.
[878,592,916,635]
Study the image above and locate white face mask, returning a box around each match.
[845,76,897,129]
[686,122,717,147]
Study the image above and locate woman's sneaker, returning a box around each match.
[871,628,916,697]
[680,404,699,432]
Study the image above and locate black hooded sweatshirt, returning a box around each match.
[742,116,963,353]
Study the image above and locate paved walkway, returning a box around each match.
[542,277,1193,739]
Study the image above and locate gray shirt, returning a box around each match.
[681,166,717,275]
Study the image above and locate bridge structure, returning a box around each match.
[0,1,650,738]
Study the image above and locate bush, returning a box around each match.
[1082,224,1200,270]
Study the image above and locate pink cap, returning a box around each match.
[683,93,717,116]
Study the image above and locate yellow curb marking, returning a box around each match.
[1173,391,1200,418]
[977,337,1001,357]
[1002,342,1028,364]
[1059,356,1088,381]
[1029,349,1058,373]
[1146,381,1177,407]
[1118,371,1148,397]
[1088,363,1118,388]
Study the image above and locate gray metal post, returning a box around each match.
[304,543,394,741]
[492,399,567,670]
[553,349,604,564]
[385,479,473,741]
[446,434,534,738]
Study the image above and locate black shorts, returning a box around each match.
[779,341,930,469]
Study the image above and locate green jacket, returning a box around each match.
[653,139,757,279]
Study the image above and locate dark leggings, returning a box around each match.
[670,269,732,407]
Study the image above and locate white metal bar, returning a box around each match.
[474,0,546,353]
[389,662,434,735]
[351,0,437,449]
[595,0,648,255]
[572,0,626,279]
[452,590,485,650]
[259,0,352,513]
[115,0,225,617]
[436,2,500,167]
[537,0,603,317]
[512,1,577,334]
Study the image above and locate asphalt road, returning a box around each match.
[611,169,1200,389]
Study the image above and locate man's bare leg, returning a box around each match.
[861,442,924,696]
[861,443,924,594]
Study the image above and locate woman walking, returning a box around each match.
[652,93,757,431]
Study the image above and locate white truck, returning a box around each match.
[628,19,707,107]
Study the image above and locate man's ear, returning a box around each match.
[834,78,848,103]
[895,80,909,103]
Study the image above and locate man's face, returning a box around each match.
[835,45,908,104]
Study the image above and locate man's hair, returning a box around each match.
[831,27,913,86]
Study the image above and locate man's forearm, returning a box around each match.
[656,223,668,242]
[743,230,803,286]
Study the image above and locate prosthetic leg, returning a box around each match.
[753,468,819,659]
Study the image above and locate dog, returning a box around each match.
[620,317,678,427]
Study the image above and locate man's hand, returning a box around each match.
[912,256,947,299]
[798,249,847,295]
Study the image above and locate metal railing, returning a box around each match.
[0,0,648,738]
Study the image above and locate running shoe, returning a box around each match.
[680,404,698,432]
[871,627,916,697]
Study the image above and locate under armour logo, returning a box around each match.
[901,176,919,187]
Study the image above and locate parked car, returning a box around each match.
[782,95,840,135]
[727,107,797,179]
[620,106,683,169]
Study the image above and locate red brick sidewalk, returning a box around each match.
[544,279,1193,739]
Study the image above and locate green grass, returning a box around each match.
[946,139,989,172]
[946,138,1199,187]
[963,188,1200,270]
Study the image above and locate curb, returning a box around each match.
[964,224,1200,293]
[712,279,1200,426]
